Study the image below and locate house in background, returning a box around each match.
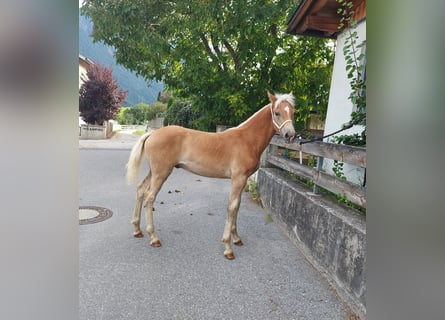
[78,54,94,128]
[79,54,94,89]
[78,54,113,138]
[287,0,366,185]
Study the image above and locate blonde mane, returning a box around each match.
[274,93,295,109]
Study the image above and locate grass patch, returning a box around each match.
[244,179,262,206]
[132,130,146,135]
[264,214,273,224]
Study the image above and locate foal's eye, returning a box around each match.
[274,112,281,117]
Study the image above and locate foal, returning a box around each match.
[126,91,296,259]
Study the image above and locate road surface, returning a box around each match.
[79,132,348,319]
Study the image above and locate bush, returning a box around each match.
[79,64,127,125]
[116,102,165,125]
[164,98,199,128]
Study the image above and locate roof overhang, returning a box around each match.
[286,0,366,39]
[79,54,94,65]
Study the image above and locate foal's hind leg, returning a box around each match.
[131,173,151,237]
[143,170,172,247]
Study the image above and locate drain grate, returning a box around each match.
[79,206,113,225]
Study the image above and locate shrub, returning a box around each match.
[79,64,127,125]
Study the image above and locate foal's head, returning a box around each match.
[268,91,296,143]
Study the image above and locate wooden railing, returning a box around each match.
[264,135,366,207]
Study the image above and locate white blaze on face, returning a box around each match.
[284,105,290,116]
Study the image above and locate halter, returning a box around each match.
[270,103,292,134]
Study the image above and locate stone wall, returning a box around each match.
[257,167,366,318]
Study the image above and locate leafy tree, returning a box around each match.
[81,0,333,130]
[115,107,132,125]
[79,63,127,125]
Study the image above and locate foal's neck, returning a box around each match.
[236,105,276,153]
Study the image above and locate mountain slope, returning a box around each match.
[79,14,163,106]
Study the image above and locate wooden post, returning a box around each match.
[313,156,324,194]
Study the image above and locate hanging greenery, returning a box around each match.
[333,0,366,147]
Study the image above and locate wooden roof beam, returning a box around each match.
[305,15,340,34]
[287,0,313,34]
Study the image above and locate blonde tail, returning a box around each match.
[126,132,151,184]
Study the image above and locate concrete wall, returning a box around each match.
[79,122,113,139]
[257,168,366,318]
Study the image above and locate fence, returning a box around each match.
[118,117,164,131]
[264,135,366,208]
[259,136,367,316]
[119,125,147,131]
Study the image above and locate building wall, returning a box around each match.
[79,56,93,126]
[322,21,366,185]
[79,57,91,89]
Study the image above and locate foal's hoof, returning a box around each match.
[134,231,144,238]
[234,240,244,246]
[224,252,235,260]
[150,240,162,247]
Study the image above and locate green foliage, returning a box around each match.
[115,107,129,124]
[81,0,334,131]
[332,130,366,147]
[164,98,199,129]
[307,155,316,168]
[332,160,347,180]
[283,169,365,215]
[116,102,165,125]
[245,180,262,206]
[264,214,274,224]
[331,158,365,213]
[147,101,166,120]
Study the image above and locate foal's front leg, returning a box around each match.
[222,176,247,260]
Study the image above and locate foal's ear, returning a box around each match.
[267,91,276,104]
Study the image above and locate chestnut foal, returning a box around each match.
[126,91,296,259]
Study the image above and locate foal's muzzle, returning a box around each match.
[282,126,296,143]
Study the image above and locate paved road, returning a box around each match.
[79,133,348,320]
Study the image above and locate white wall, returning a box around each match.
[79,61,88,89]
[322,21,366,185]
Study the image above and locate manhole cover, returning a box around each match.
[79,206,113,225]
